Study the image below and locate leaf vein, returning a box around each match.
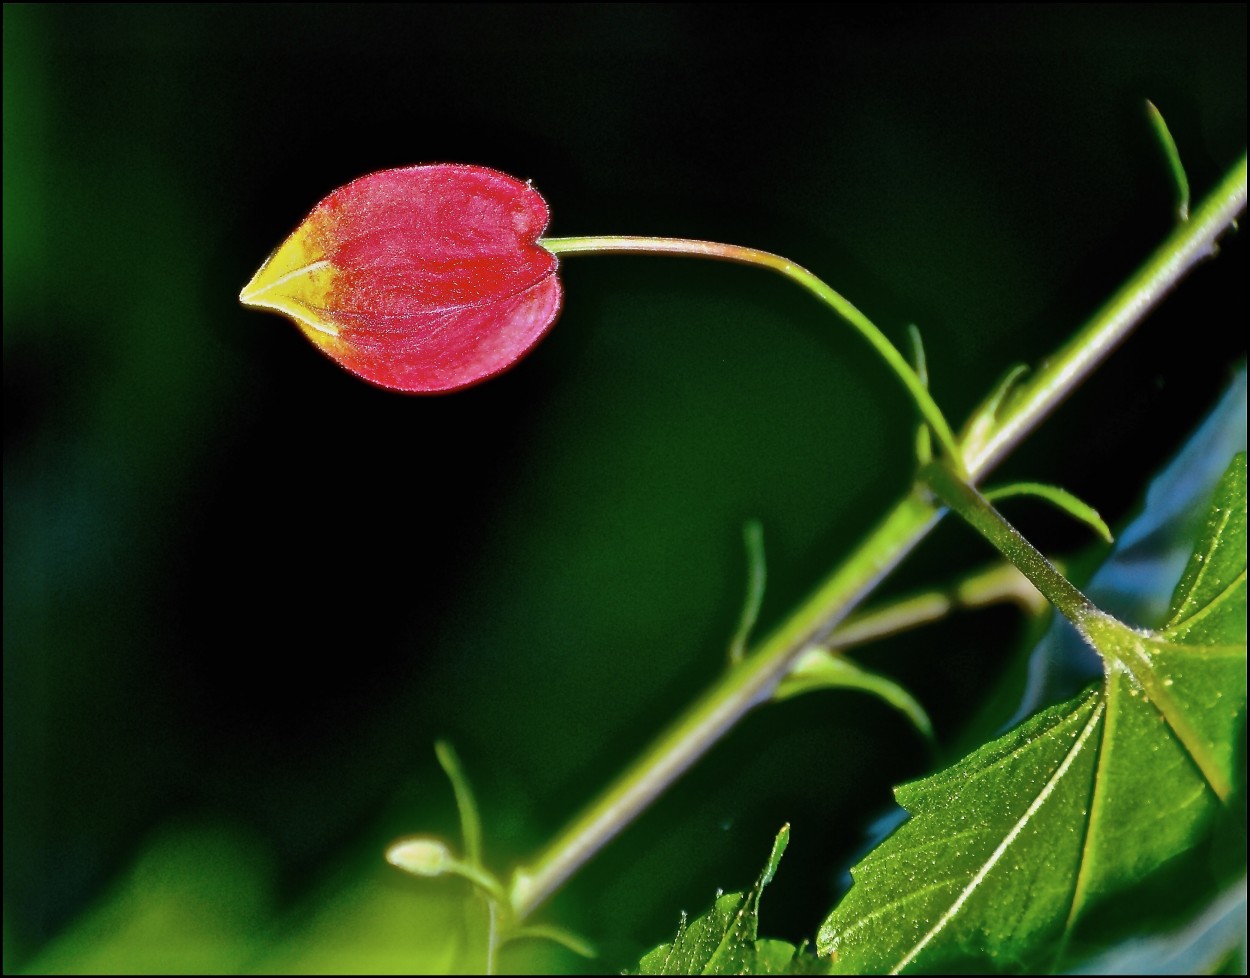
[889,698,1105,975]
[1167,503,1234,625]
[831,877,961,944]
[1122,644,1231,801]
[1165,568,1246,638]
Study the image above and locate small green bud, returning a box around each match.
[386,837,454,877]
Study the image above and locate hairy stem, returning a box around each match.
[510,153,1247,920]
[921,461,1099,628]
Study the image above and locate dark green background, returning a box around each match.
[4,4,1245,972]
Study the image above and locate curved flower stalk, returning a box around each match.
[240,163,960,462]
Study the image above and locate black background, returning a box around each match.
[4,4,1245,972]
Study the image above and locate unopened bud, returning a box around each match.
[386,837,454,877]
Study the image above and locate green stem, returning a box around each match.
[921,461,1099,629]
[448,860,508,905]
[541,235,966,473]
[510,153,1247,921]
[509,489,940,920]
[828,561,1047,650]
[961,154,1246,476]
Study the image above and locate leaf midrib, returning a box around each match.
[1118,640,1232,801]
[889,697,1106,974]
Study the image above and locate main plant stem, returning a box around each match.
[511,154,1247,920]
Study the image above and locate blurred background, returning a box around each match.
[3,4,1245,973]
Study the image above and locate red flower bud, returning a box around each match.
[239,164,561,393]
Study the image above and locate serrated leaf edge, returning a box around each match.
[887,698,1106,974]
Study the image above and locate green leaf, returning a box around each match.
[983,481,1114,543]
[1146,99,1191,222]
[636,825,820,975]
[908,324,932,465]
[776,648,934,745]
[817,454,1247,974]
[503,924,597,959]
[435,740,483,868]
[1161,452,1246,644]
[729,520,768,664]
[959,363,1029,462]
